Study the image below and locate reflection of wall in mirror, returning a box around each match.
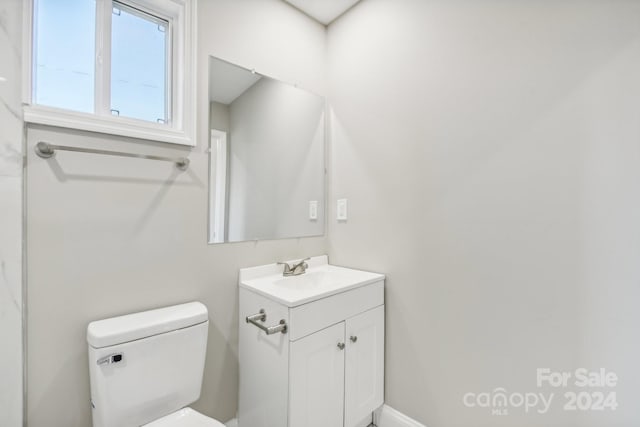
[210,101,231,242]
[219,78,324,242]
[210,101,230,132]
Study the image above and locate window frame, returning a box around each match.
[22,0,196,146]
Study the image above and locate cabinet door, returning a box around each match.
[290,322,345,427]
[344,305,385,427]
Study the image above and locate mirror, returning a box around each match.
[208,56,325,244]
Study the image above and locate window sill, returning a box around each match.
[23,105,194,146]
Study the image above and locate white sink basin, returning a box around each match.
[239,255,384,307]
[272,271,329,290]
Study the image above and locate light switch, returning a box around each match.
[309,200,318,220]
[337,199,348,221]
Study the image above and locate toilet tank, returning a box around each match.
[87,302,209,427]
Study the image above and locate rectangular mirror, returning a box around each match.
[208,56,325,244]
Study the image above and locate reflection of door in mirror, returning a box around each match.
[209,129,228,244]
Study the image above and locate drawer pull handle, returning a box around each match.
[337,342,345,350]
[246,309,288,335]
[350,335,358,343]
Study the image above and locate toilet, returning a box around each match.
[87,302,225,427]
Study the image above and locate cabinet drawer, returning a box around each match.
[288,281,384,341]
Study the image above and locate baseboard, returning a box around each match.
[373,405,425,427]
[227,406,423,427]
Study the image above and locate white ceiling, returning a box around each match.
[283,0,361,25]
[208,57,262,105]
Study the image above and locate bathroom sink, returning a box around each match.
[239,255,384,307]
[272,271,328,290]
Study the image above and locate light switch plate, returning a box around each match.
[337,199,348,221]
[309,200,318,220]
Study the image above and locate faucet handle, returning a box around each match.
[292,257,311,269]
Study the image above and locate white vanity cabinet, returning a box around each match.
[238,256,385,427]
[290,305,384,427]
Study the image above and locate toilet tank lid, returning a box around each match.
[87,302,208,348]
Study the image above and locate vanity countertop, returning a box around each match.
[239,255,385,307]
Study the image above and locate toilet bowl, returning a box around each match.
[87,302,225,427]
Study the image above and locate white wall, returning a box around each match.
[227,77,324,241]
[25,1,326,426]
[0,0,23,426]
[328,1,640,426]
[210,101,230,132]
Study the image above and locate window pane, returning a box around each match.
[33,0,96,113]
[111,3,168,124]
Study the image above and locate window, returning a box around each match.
[26,0,194,145]
[110,2,169,123]
[33,0,96,113]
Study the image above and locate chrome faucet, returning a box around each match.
[277,258,310,277]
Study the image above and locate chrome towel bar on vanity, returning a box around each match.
[246,309,288,335]
[34,141,190,170]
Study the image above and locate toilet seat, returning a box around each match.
[143,408,225,427]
